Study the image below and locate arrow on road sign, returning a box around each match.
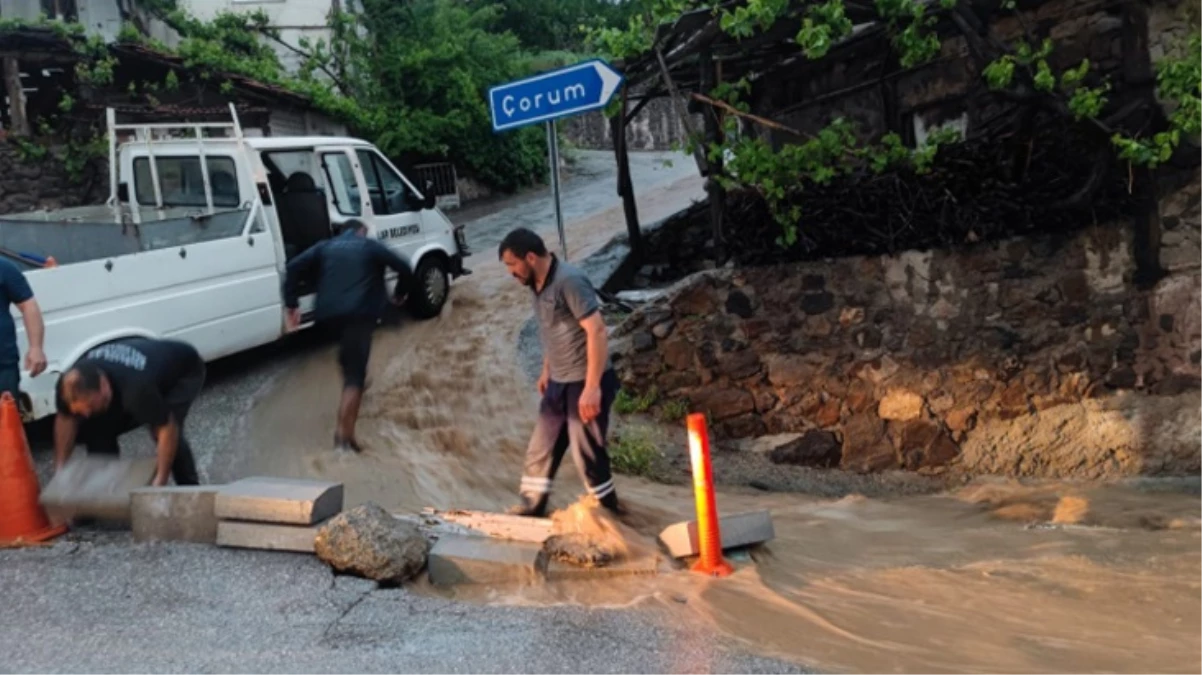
[489,59,624,133]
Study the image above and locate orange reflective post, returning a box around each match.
[686,413,732,577]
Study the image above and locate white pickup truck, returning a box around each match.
[2,106,470,422]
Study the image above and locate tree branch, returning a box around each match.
[689,91,813,140]
[253,29,353,96]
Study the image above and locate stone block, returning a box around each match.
[39,456,158,523]
[657,510,775,559]
[216,520,323,553]
[131,486,220,544]
[215,477,343,525]
[427,534,547,586]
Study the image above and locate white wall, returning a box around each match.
[181,0,334,73]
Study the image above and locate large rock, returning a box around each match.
[878,388,924,421]
[840,415,899,472]
[895,420,960,470]
[689,387,755,420]
[767,430,842,468]
[315,503,429,584]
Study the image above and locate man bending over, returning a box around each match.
[55,337,206,486]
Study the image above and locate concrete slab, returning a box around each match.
[39,456,157,523]
[417,508,554,543]
[215,476,342,525]
[546,555,661,582]
[658,510,776,559]
[131,486,220,544]
[427,534,547,586]
[216,520,322,553]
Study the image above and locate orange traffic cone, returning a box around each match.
[0,392,67,546]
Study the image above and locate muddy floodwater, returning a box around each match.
[237,174,1202,674]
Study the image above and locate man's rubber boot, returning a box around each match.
[506,494,548,518]
[600,492,625,517]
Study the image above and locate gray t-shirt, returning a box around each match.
[534,258,609,383]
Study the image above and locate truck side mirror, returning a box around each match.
[117,183,129,202]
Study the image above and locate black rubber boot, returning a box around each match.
[506,494,549,518]
[599,492,623,517]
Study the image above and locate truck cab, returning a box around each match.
[1,106,471,422]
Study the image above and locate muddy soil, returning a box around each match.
[237,171,1202,674]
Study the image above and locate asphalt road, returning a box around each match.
[2,150,809,674]
[1,537,805,673]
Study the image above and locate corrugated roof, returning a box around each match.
[0,26,319,110]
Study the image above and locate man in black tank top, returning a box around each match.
[53,337,206,486]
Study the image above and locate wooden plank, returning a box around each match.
[3,57,28,136]
[404,508,554,544]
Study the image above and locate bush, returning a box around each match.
[610,431,659,477]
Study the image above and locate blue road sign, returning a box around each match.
[489,59,624,133]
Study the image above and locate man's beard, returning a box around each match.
[515,271,535,288]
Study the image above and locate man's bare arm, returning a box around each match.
[16,297,46,377]
[53,413,78,471]
[580,313,608,390]
[151,418,181,486]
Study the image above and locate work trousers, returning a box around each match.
[79,364,206,485]
[517,369,620,515]
[0,364,17,398]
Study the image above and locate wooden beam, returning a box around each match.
[612,86,643,257]
[655,46,707,174]
[699,48,725,246]
[407,508,554,543]
[1120,0,1164,289]
[3,57,28,136]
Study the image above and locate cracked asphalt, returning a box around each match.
[1,535,805,673]
[3,150,807,673]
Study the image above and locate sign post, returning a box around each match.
[546,120,566,259]
[489,59,624,261]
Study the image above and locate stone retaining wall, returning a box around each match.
[611,174,1202,478]
[0,142,106,215]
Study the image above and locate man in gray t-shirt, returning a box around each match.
[499,228,621,517]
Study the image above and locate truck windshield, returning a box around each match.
[133,156,241,208]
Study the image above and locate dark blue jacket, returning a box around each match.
[0,258,33,368]
[283,230,416,322]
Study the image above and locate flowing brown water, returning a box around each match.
[241,175,1202,673]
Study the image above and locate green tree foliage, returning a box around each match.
[588,0,1201,245]
[312,0,548,190]
[464,0,641,53]
[140,0,548,191]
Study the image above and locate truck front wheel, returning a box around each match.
[409,255,449,319]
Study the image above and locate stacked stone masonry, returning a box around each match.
[612,175,1201,478]
[0,143,106,215]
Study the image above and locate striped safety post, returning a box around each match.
[686,413,733,577]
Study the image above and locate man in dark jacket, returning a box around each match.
[55,337,205,486]
[1,258,47,397]
[283,219,416,452]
